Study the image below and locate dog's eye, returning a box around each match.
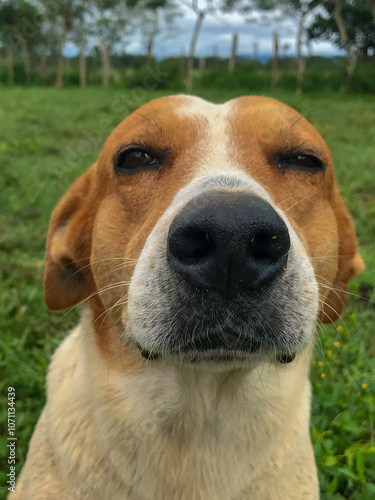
[278,154,324,172]
[114,149,161,173]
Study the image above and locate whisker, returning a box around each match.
[283,192,317,214]
[98,262,136,282]
[315,274,365,300]
[67,257,137,279]
[52,281,132,326]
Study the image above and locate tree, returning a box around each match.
[124,0,178,59]
[139,10,160,60]
[40,0,86,87]
[309,0,375,91]
[226,0,319,93]
[138,4,180,60]
[228,32,238,73]
[36,21,60,86]
[271,30,279,88]
[0,0,42,84]
[71,17,89,87]
[89,0,134,87]
[181,0,219,91]
[332,0,358,92]
[292,0,319,93]
[0,1,17,85]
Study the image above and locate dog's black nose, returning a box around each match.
[167,192,290,300]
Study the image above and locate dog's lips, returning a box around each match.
[177,332,263,353]
[135,341,296,365]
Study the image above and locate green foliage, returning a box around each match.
[195,59,375,93]
[0,0,40,36]
[0,88,374,500]
[125,60,185,90]
[308,1,375,55]
[311,311,375,498]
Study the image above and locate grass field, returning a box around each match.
[0,87,374,499]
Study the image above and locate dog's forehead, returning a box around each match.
[120,94,303,128]
[115,94,230,132]
[104,95,331,165]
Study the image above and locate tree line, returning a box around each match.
[0,0,374,92]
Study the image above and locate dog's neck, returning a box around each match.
[77,304,312,423]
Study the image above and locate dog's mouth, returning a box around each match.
[128,257,313,368]
[135,336,296,365]
[128,282,310,366]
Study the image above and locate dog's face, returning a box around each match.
[44,96,364,366]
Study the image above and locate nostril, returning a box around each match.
[248,232,290,261]
[187,232,215,262]
[168,230,215,265]
[248,233,273,261]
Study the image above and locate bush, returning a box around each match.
[125,61,185,91]
[1,55,375,94]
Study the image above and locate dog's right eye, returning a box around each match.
[114,148,161,174]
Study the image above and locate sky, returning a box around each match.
[65,6,344,60]
[151,8,344,60]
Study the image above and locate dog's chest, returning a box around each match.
[92,367,291,500]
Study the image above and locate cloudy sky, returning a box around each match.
[65,5,343,60]
[132,6,343,60]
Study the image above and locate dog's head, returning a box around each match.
[44,96,364,365]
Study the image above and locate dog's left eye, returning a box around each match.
[114,149,161,173]
[278,154,324,172]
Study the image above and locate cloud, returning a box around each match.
[64,6,343,59]
[136,9,341,59]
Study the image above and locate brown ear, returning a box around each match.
[319,186,364,323]
[44,165,98,311]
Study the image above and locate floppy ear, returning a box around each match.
[319,186,364,323]
[44,165,98,311]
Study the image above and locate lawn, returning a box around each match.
[0,87,374,500]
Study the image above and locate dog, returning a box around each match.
[10,95,364,500]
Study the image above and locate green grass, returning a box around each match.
[0,87,374,500]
